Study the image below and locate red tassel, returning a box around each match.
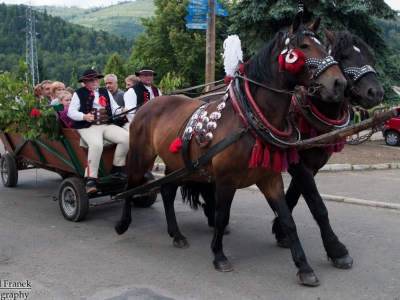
[261,146,271,169]
[287,146,300,165]
[333,138,345,153]
[169,137,182,153]
[323,141,335,153]
[248,137,263,168]
[310,127,318,138]
[298,116,310,134]
[284,50,306,74]
[272,151,282,172]
[280,151,289,172]
[224,75,233,85]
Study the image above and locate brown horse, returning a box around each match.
[272,29,384,255]
[115,12,346,286]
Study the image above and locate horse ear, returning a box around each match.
[309,17,321,32]
[291,11,303,35]
[323,27,336,45]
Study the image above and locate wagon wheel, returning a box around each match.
[131,171,158,208]
[59,177,89,222]
[0,153,18,187]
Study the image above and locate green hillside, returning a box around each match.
[39,0,155,40]
[0,3,134,86]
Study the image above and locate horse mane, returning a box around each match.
[330,31,376,67]
[244,25,322,95]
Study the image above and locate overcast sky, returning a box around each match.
[1,0,400,10]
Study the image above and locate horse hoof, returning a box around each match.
[329,255,353,269]
[114,222,126,235]
[297,273,319,286]
[276,238,290,248]
[224,225,230,235]
[173,239,190,249]
[213,260,233,272]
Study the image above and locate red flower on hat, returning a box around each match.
[99,95,107,107]
[30,107,41,117]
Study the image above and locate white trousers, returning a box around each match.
[78,124,129,178]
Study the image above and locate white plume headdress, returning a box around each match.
[222,35,243,77]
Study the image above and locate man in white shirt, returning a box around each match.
[68,68,129,194]
[123,66,162,127]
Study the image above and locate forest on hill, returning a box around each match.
[0,3,134,86]
[39,0,155,40]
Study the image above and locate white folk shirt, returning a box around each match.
[68,89,122,121]
[124,85,162,122]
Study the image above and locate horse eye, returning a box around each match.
[300,44,309,50]
[341,55,349,60]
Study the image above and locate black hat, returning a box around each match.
[77,68,105,82]
[135,66,158,76]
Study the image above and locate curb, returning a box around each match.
[152,165,400,211]
[153,162,400,173]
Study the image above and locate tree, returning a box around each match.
[103,53,127,88]
[228,0,400,105]
[129,0,231,87]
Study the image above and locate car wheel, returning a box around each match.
[385,131,400,146]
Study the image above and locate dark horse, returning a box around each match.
[271,29,384,253]
[115,13,347,286]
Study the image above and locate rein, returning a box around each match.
[167,79,225,96]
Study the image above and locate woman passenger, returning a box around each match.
[50,81,65,105]
[57,91,75,128]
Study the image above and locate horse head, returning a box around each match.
[277,12,347,102]
[324,28,384,109]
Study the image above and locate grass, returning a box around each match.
[39,0,155,39]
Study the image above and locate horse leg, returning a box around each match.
[200,182,230,235]
[288,164,353,269]
[161,181,189,248]
[211,182,235,272]
[257,176,319,286]
[272,179,301,248]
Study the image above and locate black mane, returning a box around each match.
[244,25,322,95]
[330,31,376,67]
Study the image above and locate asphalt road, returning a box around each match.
[1,168,400,300]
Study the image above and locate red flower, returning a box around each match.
[30,107,41,117]
[99,95,107,107]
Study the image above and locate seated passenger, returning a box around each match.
[68,68,129,194]
[57,91,75,128]
[34,84,43,100]
[50,81,65,105]
[125,74,140,90]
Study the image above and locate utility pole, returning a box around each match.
[204,0,215,91]
[25,1,39,86]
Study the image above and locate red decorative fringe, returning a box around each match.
[298,116,310,134]
[261,146,271,169]
[272,151,282,172]
[224,75,233,85]
[284,50,306,74]
[169,137,182,153]
[248,137,263,168]
[280,151,289,172]
[287,146,300,165]
[278,54,285,72]
[323,142,335,153]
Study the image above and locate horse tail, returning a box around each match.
[180,181,202,210]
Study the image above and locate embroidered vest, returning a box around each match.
[74,87,112,129]
[131,82,160,105]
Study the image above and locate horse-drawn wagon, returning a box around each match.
[0,126,157,222]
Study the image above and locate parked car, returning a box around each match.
[382,116,400,146]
